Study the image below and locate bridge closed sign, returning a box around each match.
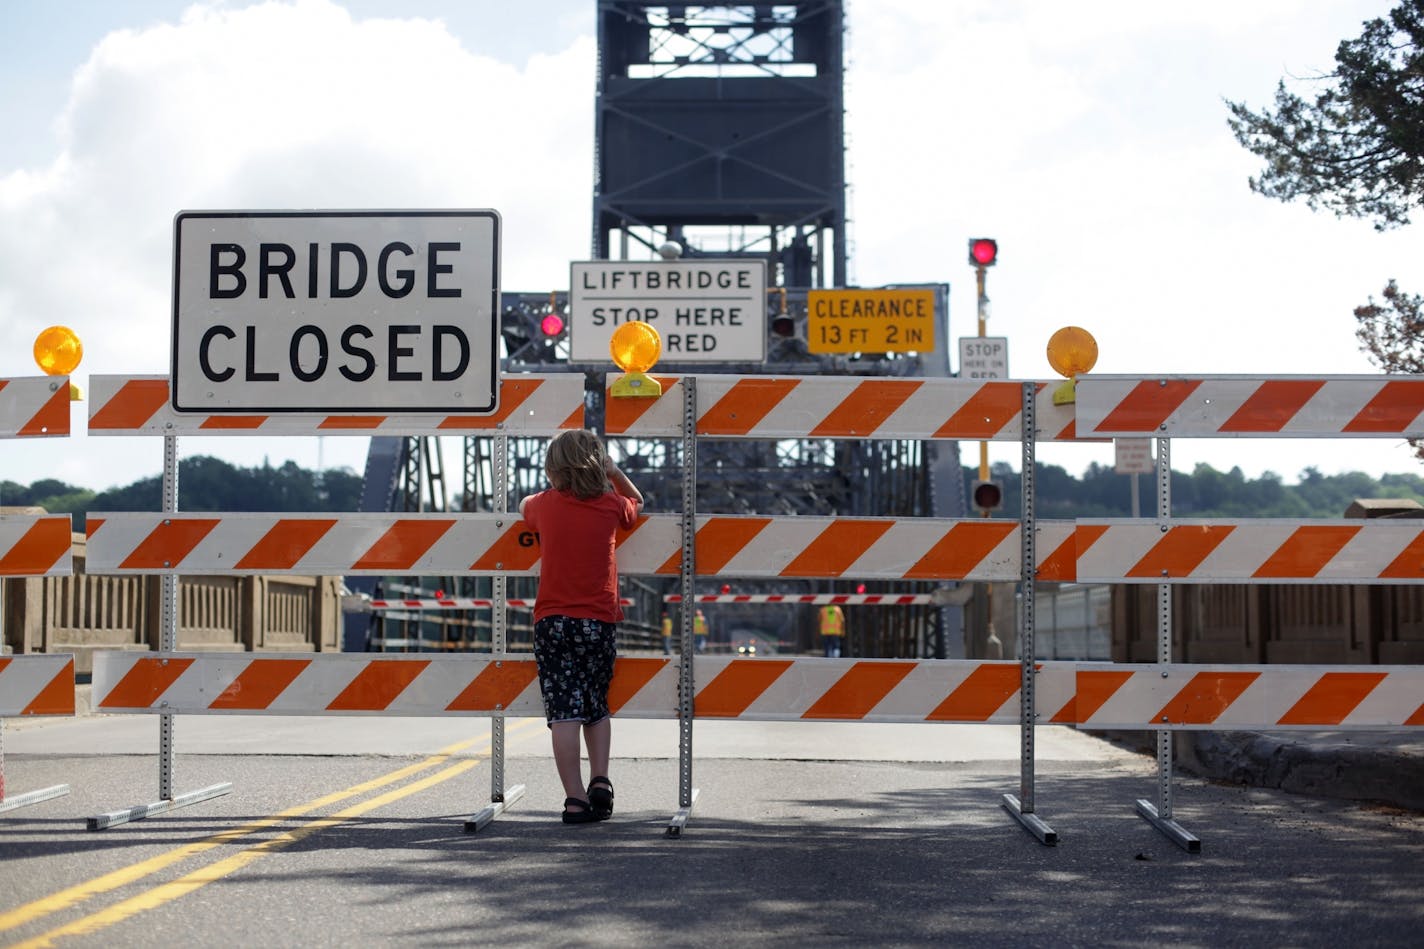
[171,210,501,413]
[569,259,767,363]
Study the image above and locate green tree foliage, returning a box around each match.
[1355,281,1424,461]
[8,456,1424,524]
[1230,3,1424,467]
[1226,1,1424,229]
[967,462,1424,519]
[91,457,364,515]
[0,479,96,514]
[1356,280,1424,372]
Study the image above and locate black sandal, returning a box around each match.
[588,776,614,819]
[562,797,600,824]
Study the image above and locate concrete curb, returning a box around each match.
[1096,729,1424,813]
[1175,730,1424,812]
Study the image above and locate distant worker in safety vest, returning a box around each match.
[661,611,673,655]
[820,603,845,658]
[694,608,709,653]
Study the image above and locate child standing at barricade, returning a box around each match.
[519,429,643,824]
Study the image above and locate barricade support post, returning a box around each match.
[1135,437,1201,852]
[669,375,699,837]
[466,431,526,833]
[86,433,232,831]
[1001,381,1057,844]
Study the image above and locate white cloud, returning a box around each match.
[840,0,1424,482]
[0,0,594,490]
[1,0,1421,493]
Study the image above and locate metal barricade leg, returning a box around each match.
[88,434,231,831]
[0,717,70,814]
[466,433,524,833]
[1132,437,1200,853]
[1001,381,1057,845]
[668,377,699,837]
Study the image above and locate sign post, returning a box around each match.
[569,259,766,363]
[172,210,501,414]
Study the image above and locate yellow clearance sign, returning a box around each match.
[806,288,936,354]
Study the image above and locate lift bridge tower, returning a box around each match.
[353,1,966,659]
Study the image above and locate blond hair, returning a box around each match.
[544,429,611,500]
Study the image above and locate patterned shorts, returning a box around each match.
[532,615,618,726]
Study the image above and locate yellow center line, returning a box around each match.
[10,759,479,949]
[1,720,540,935]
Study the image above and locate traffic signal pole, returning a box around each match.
[967,238,1000,657]
[974,253,993,651]
[976,263,990,488]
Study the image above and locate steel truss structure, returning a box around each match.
[362,2,967,658]
[594,1,847,288]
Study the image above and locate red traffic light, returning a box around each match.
[540,313,565,337]
[968,238,998,268]
[971,480,1003,511]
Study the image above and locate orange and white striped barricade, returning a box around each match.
[1,377,73,813]
[0,656,76,813]
[93,653,550,718]
[83,511,1078,583]
[87,373,587,436]
[92,652,1076,725]
[1074,374,1424,439]
[0,515,73,577]
[84,372,586,829]
[359,596,634,619]
[1073,375,1424,850]
[1072,519,1424,584]
[603,375,1095,442]
[1071,664,1424,731]
[666,593,934,605]
[0,375,71,438]
[0,656,74,718]
[687,657,1076,725]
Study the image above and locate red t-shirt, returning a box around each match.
[522,488,639,623]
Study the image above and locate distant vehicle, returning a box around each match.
[730,630,775,657]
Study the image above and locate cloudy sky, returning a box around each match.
[3,0,1423,496]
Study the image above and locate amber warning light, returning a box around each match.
[609,320,662,398]
[34,324,84,400]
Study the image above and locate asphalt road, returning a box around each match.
[2,716,1422,948]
